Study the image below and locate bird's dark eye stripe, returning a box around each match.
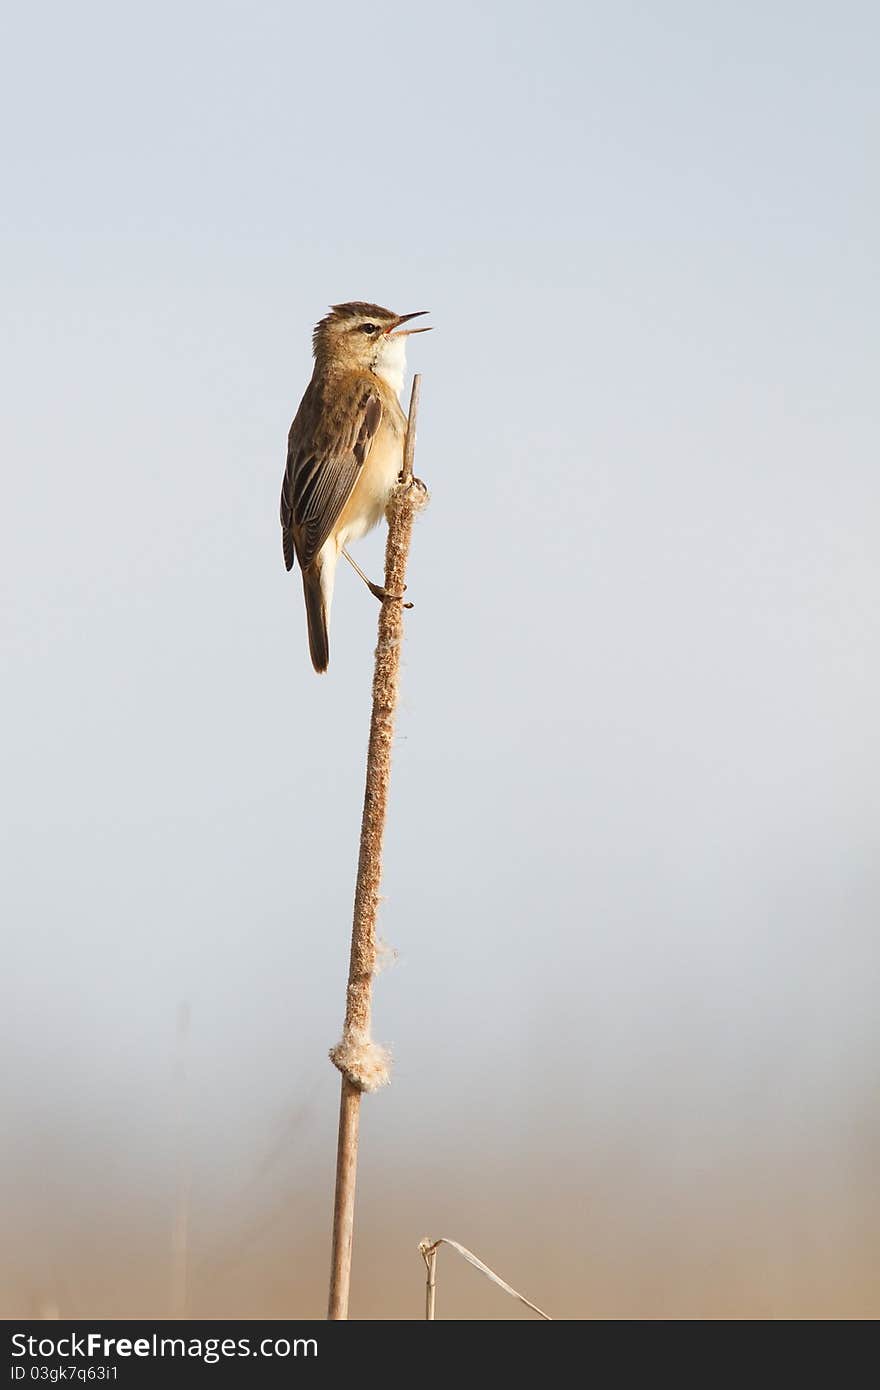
[360,322,378,334]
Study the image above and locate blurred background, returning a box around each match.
[2,0,878,1319]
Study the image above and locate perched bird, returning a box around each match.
[280,301,430,672]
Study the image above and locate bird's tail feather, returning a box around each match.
[303,570,330,673]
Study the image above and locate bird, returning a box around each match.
[280,301,431,672]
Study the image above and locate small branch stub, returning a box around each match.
[327,377,427,1321]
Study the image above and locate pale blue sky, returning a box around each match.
[2,0,878,1317]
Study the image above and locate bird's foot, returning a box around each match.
[397,471,429,495]
[367,579,413,609]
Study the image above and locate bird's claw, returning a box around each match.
[367,580,413,608]
[397,472,429,496]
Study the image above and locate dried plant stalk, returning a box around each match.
[424,1244,437,1320]
[418,1237,553,1320]
[171,1002,191,1319]
[327,376,426,1321]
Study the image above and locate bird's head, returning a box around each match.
[313,302,431,388]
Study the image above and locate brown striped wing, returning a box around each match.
[281,378,383,571]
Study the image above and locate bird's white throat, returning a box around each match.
[373,334,407,394]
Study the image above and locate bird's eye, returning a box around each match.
[360,323,378,334]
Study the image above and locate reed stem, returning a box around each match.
[327,376,426,1320]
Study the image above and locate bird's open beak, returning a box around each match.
[388,311,432,337]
